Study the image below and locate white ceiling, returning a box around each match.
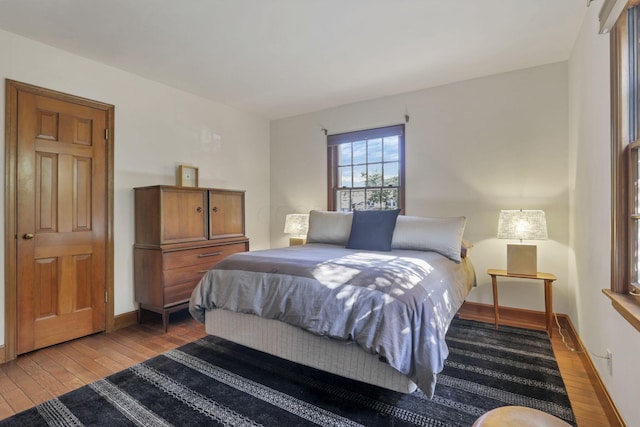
[0,0,588,120]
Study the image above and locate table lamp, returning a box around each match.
[284,213,309,246]
[497,209,548,276]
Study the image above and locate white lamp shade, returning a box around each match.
[284,214,309,237]
[497,210,548,241]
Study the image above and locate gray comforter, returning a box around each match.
[189,243,475,397]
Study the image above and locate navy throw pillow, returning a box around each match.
[346,209,401,251]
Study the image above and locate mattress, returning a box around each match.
[205,308,417,393]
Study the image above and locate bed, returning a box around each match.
[189,210,476,398]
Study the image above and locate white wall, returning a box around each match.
[271,62,571,318]
[569,3,640,425]
[0,29,272,346]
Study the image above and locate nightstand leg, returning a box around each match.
[544,279,553,338]
[491,275,499,329]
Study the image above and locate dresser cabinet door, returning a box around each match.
[161,188,207,243]
[209,190,245,239]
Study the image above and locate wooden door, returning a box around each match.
[6,81,113,356]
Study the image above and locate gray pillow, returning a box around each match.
[391,215,467,262]
[306,210,353,245]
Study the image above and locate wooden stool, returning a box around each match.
[473,406,571,427]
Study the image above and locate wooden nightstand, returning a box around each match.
[487,269,557,337]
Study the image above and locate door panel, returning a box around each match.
[35,258,57,317]
[35,152,58,232]
[15,90,107,354]
[74,157,92,231]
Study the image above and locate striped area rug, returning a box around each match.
[0,317,576,426]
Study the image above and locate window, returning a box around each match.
[609,0,640,333]
[611,3,640,296]
[327,125,405,212]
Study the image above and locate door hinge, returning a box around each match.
[105,128,109,140]
[105,291,108,303]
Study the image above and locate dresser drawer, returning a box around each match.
[163,264,211,287]
[163,281,198,307]
[162,242,247,270]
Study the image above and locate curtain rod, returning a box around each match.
[320,113,410,135]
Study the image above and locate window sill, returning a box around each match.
[603,289,640,333]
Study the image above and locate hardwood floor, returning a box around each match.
[0,309,621,426]
[549,322,617,427]
[0,310,207,421]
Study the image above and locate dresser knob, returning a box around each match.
[212,206,219,212]
[196,206,203,213]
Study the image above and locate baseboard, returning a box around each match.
[0,345,5,364]
[113,310,139,330]
[458,302,625,427]
[458,301,547,332]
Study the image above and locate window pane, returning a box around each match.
[337,190,351,212]
[634,219,640,284]
[338,143,352,166]
[353,141,367,164]
[338,166,352,188]
[635,6,640,141]
[367,164,382,186]
[353,165,366,187]
[367,138,382,163]
[351,190,365,210]
[629,146,640,286]
[382,188,398,209]
[383,162,399,187]
[383,136,399,161]
[366,189,381,210]
[636,149,640,212]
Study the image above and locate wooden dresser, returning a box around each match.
[133,185,249,331]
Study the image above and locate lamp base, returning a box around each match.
[506,244,537,276]
[289,237,306,246]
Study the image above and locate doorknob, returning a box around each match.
[23,233,34,240]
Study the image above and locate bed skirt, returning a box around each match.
[205,308,418,393]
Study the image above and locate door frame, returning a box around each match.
[4,79,115,362]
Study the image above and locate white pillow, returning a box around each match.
[391,215,467,262]
[306,210,353,245]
